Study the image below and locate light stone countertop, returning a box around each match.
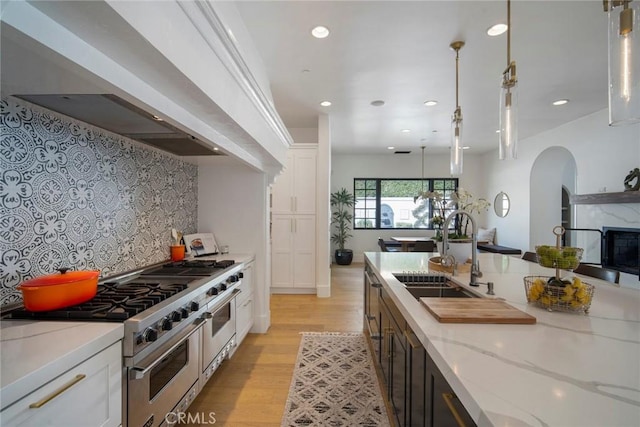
[0,320,124,410]
[365,251,640,427]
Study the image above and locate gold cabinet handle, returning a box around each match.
[442,392,467,427]
[29,374,86,408]
[403,329,420,349]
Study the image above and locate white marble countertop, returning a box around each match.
[0,320,124,410]
[365,252,640,427]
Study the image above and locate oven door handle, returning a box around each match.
[130,318,204,380]
[208,288,241,313]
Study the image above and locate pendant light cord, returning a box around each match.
[421,146,425,192]
[455,49,460,109]
[507,0,511,66]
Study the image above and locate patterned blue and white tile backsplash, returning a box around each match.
[0,97,198,306]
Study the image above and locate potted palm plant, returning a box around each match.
[331,187,355,265]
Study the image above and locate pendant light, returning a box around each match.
[604,0,640,125]
[499,0,518,160]
[450,41,465,176]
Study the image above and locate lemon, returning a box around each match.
[563,285,575,297]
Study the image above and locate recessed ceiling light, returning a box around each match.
[213,147,219,151]
[387,146,395,150]
[424,100,438,106]
[496,129,501,133]
[487,23,508,37]
[401,129,411,133]
[311,26,330,39]
[552,99,569,106]
[320,101,332,107]
[371,100,385,107]
[152,115,163,121]
[462,146,471,150]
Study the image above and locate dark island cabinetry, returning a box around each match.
[365,261,477,427]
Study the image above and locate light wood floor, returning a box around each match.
[185,263,365,426]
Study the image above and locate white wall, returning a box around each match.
[481,108,640,288]
[197,157,271,332]
[331,151,487,263]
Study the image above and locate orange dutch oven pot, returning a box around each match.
[18,268,100,312]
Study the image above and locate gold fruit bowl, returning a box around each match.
[524,276,594,314]
[535,246,584,270]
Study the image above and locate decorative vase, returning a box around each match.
[436,240,473,264]
[334,249,353,265]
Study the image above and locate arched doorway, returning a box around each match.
[529,147,577,248]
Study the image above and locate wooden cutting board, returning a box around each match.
[420,298,536,324]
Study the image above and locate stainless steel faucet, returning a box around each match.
[441,209,482,287]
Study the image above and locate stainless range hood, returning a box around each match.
[14,94,222,156]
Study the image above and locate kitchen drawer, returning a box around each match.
[0,341,122,427]
[236,292,254,344]
[236,278,253,306]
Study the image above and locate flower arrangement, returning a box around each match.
[414,187,490,240]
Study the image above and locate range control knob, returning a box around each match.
[228,275,239,283]
[220,283,227,291]
[161,318,173,331]
[144,328,158,343]
[190,301,200,312]
[238,272,244,279]
[207,287,218,296]
[171,311,182,322]
[180,308,189,319]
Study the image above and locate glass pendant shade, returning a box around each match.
[608,1,640,125]
[450,115,463,176]
[499,78,519,159]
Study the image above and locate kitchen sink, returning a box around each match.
[392,273,449,287]
[405,286,477,299]
[393,272,479,299]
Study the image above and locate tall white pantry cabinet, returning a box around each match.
[270,146,317,292]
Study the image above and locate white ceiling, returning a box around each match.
[235,0,610,155]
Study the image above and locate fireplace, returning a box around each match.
[602,227,640,276]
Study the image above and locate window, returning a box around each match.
[354,178,458,229]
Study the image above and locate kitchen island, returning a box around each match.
[365,251,640,427]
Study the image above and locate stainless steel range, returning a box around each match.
[9,259,243,427]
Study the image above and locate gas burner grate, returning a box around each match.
[141,259,236,276]
[8,281,189,321]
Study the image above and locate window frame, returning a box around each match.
[353,177,459,230]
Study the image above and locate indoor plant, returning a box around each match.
[331,187,355,265]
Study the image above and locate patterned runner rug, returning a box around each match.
[281,332,390,426]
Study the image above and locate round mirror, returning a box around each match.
[494,191,510,217]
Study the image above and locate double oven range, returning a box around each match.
[9,259,243,427]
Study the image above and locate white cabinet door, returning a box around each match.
[292,150,317,215]
[236,295,254,344]
[292,216,316,288]
[271,148,316,215]
[271,215,316,289]
[1,341,122,427]
[271,215,295,287]
[236,261,254,344]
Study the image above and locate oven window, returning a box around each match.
[150,341,188,399]
[212,303,231,337]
